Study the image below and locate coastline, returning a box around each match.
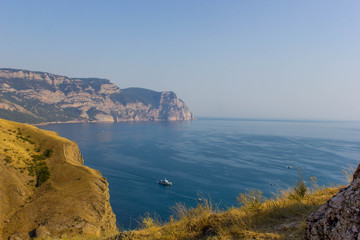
[32,118,195,126]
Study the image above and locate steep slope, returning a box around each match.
[0,118,118,239]
[0,68,194,124]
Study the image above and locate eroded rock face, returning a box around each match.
[0,68,194,124]
[305,163,360,240]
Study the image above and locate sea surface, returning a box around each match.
[40,119,360,229]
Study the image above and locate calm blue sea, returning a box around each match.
[39,119,360,229]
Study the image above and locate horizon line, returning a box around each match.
[195,116,360,123]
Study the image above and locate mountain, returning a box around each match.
[0,118,118,239]
[0,68,194,124]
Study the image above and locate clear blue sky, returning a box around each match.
[1,1,359,120]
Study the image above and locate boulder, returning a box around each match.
[305,163,360,239]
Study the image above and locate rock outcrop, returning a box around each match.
[305,163,360,239]
[0,118,118,239]
[0,68,194,124]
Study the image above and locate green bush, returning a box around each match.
[43,149,54,158]
[31,154,46,161]
[4,155,12,164]
[28,148,54,186]
[35,163,51,187]
[288,168,307,200]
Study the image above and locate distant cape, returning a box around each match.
[0,68,194,124]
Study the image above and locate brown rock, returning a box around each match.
[35,225,51,238]
[8,232,28,240]
[305,163,360,240]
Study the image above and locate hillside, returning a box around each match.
[0,68,194,124]
[0,118,118,239]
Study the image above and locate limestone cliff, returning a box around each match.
[0,118,118,239]
[0,68,194,124]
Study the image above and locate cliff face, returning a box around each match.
[0,68,194,124]
[0,118,118,239]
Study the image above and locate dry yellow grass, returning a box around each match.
[0,118,118,239]
[35,235,100,240]
[115,183,341,240]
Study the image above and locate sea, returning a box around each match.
[39,118,360,229]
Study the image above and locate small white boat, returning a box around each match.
[158,178,172,186]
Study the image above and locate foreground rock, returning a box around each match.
[305,164,360,239]
[0,118,118,239]
[0,68,194,124]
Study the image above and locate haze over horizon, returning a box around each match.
[0,1,359,121]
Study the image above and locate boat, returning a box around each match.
[158,178,172,186]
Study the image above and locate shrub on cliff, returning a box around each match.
[35,162,51,187]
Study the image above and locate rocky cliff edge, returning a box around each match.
[0,118,118,239]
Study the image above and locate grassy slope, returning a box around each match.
[0,118,117,239]
[123,186,340,240]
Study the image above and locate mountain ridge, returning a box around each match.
[0,68,194,124]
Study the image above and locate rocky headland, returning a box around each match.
[0,118,118,239]
[0,68,194,124]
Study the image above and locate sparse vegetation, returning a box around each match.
[28,149,54,186]
[16,131,35,144]
[1,122,54,186]
[35,162,51,187]
[1,118,118,239]
[4,155,12,164]
[237,189,265,212]
[43,149,54,158]
[343,164,356,184]
[288,168,307,201]
[107,173,342,240]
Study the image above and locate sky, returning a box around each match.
[0,1,359,120]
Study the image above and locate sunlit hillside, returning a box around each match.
[0,118,117,239]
